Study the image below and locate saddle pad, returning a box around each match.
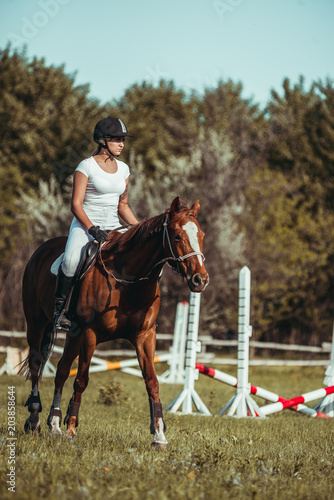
[51,253,64,276]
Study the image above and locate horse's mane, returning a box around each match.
[103,199,192,256]
[103,211,168,256]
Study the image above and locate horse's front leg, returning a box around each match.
[135,329,168,450]
[64,328,96,438]
[47,334,81,435]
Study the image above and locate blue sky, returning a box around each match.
[1,0,333,107]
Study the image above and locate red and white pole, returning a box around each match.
[260,385,334,416]
[196,363,330,418]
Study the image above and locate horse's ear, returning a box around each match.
[170,197,183,215]
[190,200,200,217]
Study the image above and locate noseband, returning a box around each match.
[99,215,205,284]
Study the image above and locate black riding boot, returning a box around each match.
[54,267,73,332]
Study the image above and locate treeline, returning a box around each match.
[1,45,333,345]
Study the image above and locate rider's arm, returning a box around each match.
[71,171,94,231]
[118,178,139,225]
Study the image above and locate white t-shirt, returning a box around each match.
[75,156,130,229]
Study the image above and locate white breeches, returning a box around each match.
[61,211,126,278]
[61,219,93,277]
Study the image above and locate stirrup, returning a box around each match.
[54,310,72,331]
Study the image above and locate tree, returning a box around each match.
[0,176,72,330]
[188,81,266,336]
[0,45,104,262]
[101,80,264,337]
[3,44,333,344]
[108,80,197,172]
[305,79,334,209]
[242,78,334,344]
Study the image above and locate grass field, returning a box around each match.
[0,361,333,499]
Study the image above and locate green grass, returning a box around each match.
[0,363,333,499]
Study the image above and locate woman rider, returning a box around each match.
[54,116,139,331]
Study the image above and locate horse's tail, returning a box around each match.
[39,322,56,377]
[18,323,56,380]
[17,356,30,379]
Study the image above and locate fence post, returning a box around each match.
[165,292,211,415]
[159,301,188,384]
[314,323,334,417]
[219,266,264,417]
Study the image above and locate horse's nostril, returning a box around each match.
[192,274,203,286]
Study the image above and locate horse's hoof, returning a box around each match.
[24,418,30,434]
[65,428,76,439]
[24,417,41,435]
[49,424,62,436]
[50,430,62,436]
[48,409,62,436]
[151,441,168,451]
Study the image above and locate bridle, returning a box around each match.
[161,216,205,275]
[99,215,205,285]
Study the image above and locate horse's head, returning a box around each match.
[165,197,209,292]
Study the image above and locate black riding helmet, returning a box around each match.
[93,116,133,144]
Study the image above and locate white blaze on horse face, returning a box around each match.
[182,221,203,266]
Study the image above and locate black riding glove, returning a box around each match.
[88,225,109,242]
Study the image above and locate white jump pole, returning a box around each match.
[50,344,173,377]
[165,292,211,415]
[314,323,334,417]
[159,301,189,384]
[219,266,264,417]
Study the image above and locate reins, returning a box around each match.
[99,215,205,285]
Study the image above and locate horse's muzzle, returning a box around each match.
[187,272,209,292]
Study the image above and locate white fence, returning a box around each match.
[0,329,332,367]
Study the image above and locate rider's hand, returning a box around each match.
[88,225,109,242]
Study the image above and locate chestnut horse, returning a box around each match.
[21,197,209,449]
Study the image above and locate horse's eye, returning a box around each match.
[175,234,182,241]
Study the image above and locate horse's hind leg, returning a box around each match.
[24,380,42,435]
[23,320,49,434]
[64,328,96,438]
[47,334,81,435]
